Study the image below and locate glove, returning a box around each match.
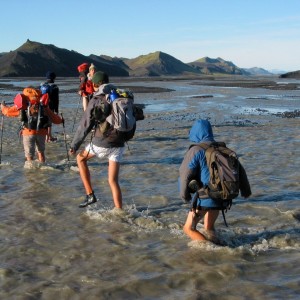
[40,94,49,106]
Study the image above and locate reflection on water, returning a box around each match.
[0,77,299,299]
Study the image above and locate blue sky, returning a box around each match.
[1,0,300,71]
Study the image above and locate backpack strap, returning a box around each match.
[189,141,226,151]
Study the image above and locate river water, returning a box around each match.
[0,76,299,299]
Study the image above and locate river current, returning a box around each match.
[0,76,299,299]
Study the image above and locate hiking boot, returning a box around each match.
[79,192,97,208]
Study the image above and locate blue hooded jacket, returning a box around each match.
[179,119,215,202]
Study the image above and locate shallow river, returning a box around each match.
[0,76,299,299]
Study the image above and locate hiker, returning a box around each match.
[77,63,94,111]
[179,119,251,243]
[40,71,59,142]
[69,71,134,209]
[0,87,63,163]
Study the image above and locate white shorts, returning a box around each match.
[85,143,125,162]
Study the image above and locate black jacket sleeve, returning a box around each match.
[70,98,96,152]
[239,162,252,198]
[179,146,202,202]
[49,84,59,113]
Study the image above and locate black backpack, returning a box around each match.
[40,82,59,113]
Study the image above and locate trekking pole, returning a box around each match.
[0,115,4,164]
[61,113,70,166]
[71,96,81,132]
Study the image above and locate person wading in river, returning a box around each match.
[179,119,251,243]
[69,71,134,209]
[1,87,63,163]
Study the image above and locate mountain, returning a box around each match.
[0,40,128,77]
[122,51,199,76]
[279,70,300,79]
[243,67,273,75]
[188,57,249,75]
[1,40,288,77]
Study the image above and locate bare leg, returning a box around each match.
[47,126,56,142]
[108,160,122,209]
[203,210,219,231]
[184,209,220,241]
[183,210,207,241]
[76,150,95,195]
[37,152,45,162]
[203,210,220,244]
[82,97,88,111]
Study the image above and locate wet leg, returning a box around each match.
[77,150,95,195]
[108,160,122,209]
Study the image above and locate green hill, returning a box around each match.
[123,51,199,76]
[188,57,249,75]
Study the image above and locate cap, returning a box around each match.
[46,71,56,80]
[77,63,89,73]
[91,71,109,85]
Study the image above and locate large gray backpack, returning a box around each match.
[106,89,136,141]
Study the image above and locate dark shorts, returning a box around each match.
[196,198,231,210]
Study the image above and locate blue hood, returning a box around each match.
[189,119,215,143]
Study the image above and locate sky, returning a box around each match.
[1,0,300,72]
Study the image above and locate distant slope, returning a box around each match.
[123,51,199,76]
[243,67,273,75]
[0,40,128,77]
[279,70,300,79]
[188,57,249,75]
[269,69,287,75]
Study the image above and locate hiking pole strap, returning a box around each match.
[221,209,228,227]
